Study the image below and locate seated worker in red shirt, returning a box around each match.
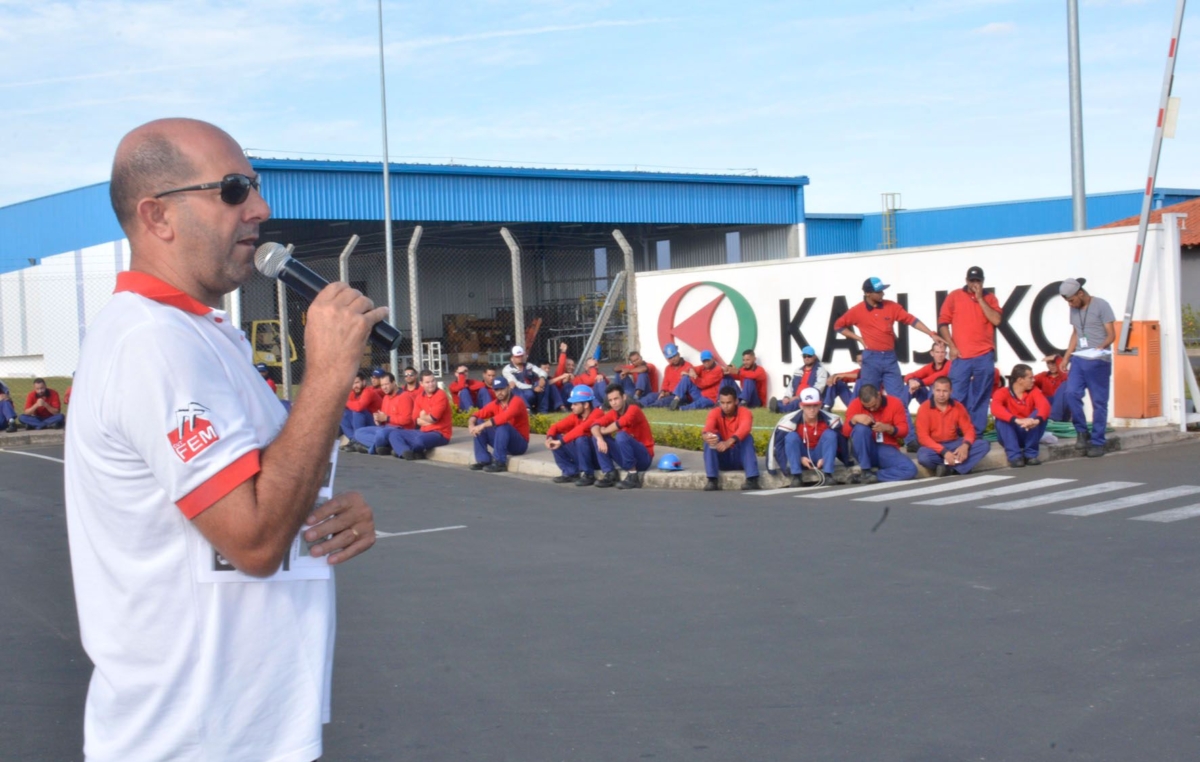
[544,385,607,485]
[450,365,496,411]
[670,350,727,411]
[903,342,951,407]
[701,387,762,491]
[1033,354,1071,422]
[775,387,849,487]
[771,345,828,414]
[915,376,991,477]
[369,367,385,390]
[991,364,1051,468]
[20,378,65,430]
[468,377,530,473]
[725,349,769,408]
[590,385,656,489]
[614,350,659,400]
[551,342,609,402]
[345,372,413,455]
[340,370,382,441]
[643,343,693,407]
[254,362,277,393]
[0,378,17,432]
[822,354,862,411]
[387,370,452,460]
[842,383,917,484]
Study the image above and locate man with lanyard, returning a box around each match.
[642,343,692,407]
[614,350,658,400]
[0,378,19,432]
[841,383,918,484]
[938,266,1003,435]
[591,385,656,489]
[775,387,847,487]
[468,377,530,473]
[502,345,553,412]
[725,349,769,408]
[670,349,726,410]
[834,277,941,450]
[544,386,606,485]
[770,345,827,414]
[1059,277,1115,457]
[915,376,991,477]
[700,387,762,491]
[346,372,411,455]
[65,118,380,761]
[389,369,453,460]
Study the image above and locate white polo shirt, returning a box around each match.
[65,271,335,762]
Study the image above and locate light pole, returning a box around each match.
[377,0,398,374]
[1067,0,1087,231]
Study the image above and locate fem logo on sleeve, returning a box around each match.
[168,403,220,463]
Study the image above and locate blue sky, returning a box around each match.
[1,0,1197,213]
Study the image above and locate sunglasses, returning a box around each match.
[154,173,260,205]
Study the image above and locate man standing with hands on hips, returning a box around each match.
[1059,277,1115,457]
[938,266,1003,435]
[65,118,380,762]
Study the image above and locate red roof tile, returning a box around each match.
[1098,197,1200,247]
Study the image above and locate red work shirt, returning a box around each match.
[916,400,976,451]
[413,390,452,440]
[1034,369,1068,397]
[265,378,277,393]
[449,372,485,396]
[555,354,604,389]
[558,407,607,443]
[904,360,952,385]
[595,404,655,458]
[616,362,659,393]
[842,395,909,447]
[732,364,768,396]
[834,300,918,352]
[475,395,531,441]
[791,417,831,450]
[660,360,693,395]
[380,391,414,428]
[692,363,726,401]
[990,387,1050,423]
[703,406,753,443]
[938,288,1002,359]
[345,387,382,414]
[24,389,62,419]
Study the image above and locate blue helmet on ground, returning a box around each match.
[657,453,683,471]
[567,386,594,404]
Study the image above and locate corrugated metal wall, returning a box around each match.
[739,225,792,262]
[665,229,728,269]
[804,217,863,256]
[0,183,124,274]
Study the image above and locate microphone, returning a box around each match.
[254,242,403,351]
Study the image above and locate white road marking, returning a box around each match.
[1053,485,1200,517]
[1131,503,1200,523]
[794,480,905,499]
[978,481,1144,511]
[0,448,64,464]
[917,478,1077,506]
[744,485,830,497]
[375,525,466,538]
[854,475,1012,503]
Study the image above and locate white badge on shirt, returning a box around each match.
[1078,337,1089,349]
[195,445,339,583]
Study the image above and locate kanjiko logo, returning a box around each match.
[168,403,220,463]
[656,281,758,366]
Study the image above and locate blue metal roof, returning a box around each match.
[0,161,808,274]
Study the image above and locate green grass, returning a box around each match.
[3,376,72,407]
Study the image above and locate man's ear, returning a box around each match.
[135,197,177,243]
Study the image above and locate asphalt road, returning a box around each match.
[5,439,1200,761]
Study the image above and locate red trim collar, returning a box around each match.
[114,271,212,316]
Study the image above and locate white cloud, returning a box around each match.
[972,21,1018,35]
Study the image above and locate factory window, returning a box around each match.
[656,240,671,270]
[726,231,741,264]
[594,248,608,292]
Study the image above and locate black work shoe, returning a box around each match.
[595,471,619,488]
[858,471,879,485]
[935,464,950,478]
[789,474,803,488]
[1026,457,1042,466]
[347,441,369,454]
[741,476,762,491]
[704,477,720,491]
[1008,456,1026,468]
[616,473,642,490]
[1086,445,1106,458]
[575,473,596,487]
[832,470,852,485]
[768,397,780,414]
[669,396,682,411]
[905,440,919,453]
[470,461,487,470]
[4,420,15,433]
[1075,433,1089,452]
[415,450,428,460]
[401,450,417,461]
[375,445,392,457]
[484,461,508,473]
[552,474,576,484]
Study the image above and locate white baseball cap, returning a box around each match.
[511,345,526,356]
[799,387,822,406]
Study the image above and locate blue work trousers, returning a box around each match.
[672,376,716,410]
[473,423,529,465]
[457,386,494,411]
[19,413,64,430]
[0,399,16,425]
[948,352,994,435]
[353,424,402,453]
[596,432,652,473]
[703,437,760,479]
[916,437,991,474]
[848,425,917,482]
[341,409,373,439]
[550,435,596,476]
[994,419,1049,461]
[620,374,653,399]
[1065,356,1111,446]
[737,378,764,408]
[784,428,841,475]
[388,429,449,456]
[860,350,915,444]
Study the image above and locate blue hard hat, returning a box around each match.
[663,343,680,358]
[657,453,683,471]
[567,386,594,404]
[699,350,714,362]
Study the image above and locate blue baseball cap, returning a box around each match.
[254,362,268,372]
[567,386,595,404]
[371,368,386,378]
[657,453,683,471]
[663,343,680,359]
[862,277,889,293]
[699,350,714,362]
[801,345,816,357]
[492,377,510,390]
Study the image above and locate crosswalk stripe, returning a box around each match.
[854,475,1012,503]
[744,485,828,497]
[1052,485,1200,517]
[794,480,906,499]
[1131,503,1200,523]
[978,481,1144,511]
[916,478,1077,506]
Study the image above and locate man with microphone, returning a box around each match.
[65,118,382,762]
